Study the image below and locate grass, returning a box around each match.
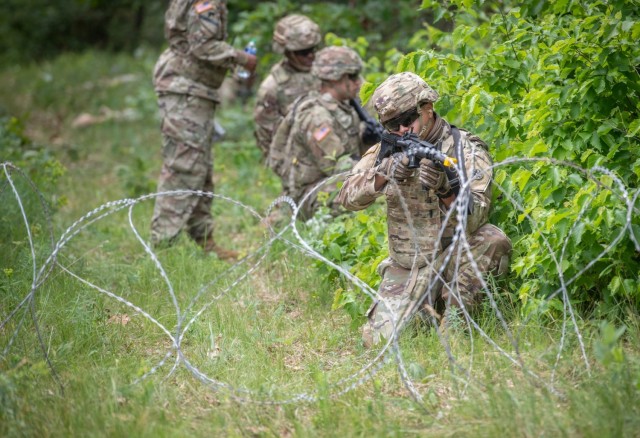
[1,49,640,437]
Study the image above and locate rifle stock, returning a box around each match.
[349,98,385,146]
[396,134,457,168]
[375,132,457,169]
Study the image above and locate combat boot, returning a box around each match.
[259,207,290,230]
[196,234,239,261]
[437,307,464,335]
[416,302,442,325]
[362,323,375,349]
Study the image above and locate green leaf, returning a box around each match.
[331,287,345,311]
[504,60,521,69]
[551,167,561,186]
[512,168,532,192]
[570,222,586,246]
[545,210,571,232]
[360,82,377,103]
[329,242,342,261]
[627,118,640,137]
[632,22,640,40]
[529,140,549,156]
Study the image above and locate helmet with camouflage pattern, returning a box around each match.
[372,72,439,123]
[272,14,322,54]
[311,46,363,81]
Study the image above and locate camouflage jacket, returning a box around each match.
[153,0,252,102]
[337,122,494,269]
[269,90,366,200]
[253,60,320,156]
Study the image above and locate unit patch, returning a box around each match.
[313,125,331,142]
[194,0,214,14]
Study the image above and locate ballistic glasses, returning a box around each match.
[293,46,318,57]
[383,108,420,131]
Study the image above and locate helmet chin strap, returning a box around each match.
[419,111,444,144]
[285,52,312,72]
[417,114,434,140]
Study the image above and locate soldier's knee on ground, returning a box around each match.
[416,301,442,325]
[194,233,239,261]
[362,323,375,348]
[438,306,466,333]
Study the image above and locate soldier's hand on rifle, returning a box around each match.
[377,152,412,181]
[419,158,452,197]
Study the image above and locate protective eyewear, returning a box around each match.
[383,109,420,131]
[293,46,318,57]
[346,72,361,81]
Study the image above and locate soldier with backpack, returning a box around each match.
[253,14,322,159]
[268,46,375,220]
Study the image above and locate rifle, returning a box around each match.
[377,131,471,211]
[349,98,385,146]
[376,132,457,168]
[396,133,457,168]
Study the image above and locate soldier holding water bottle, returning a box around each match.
[151,0,257,260]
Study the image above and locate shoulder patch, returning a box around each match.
[313,125,331,142]
[194,0,214,14]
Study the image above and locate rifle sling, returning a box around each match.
[450,126,473,214]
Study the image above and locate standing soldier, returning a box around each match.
[151,0,257,259]
[268,46,375,220]
[337,72,512,347]
[253,14,322,158]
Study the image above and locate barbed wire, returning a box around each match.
[1,158,638,410]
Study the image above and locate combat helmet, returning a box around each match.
[372,72,439,123]
[272,14,322,54]
[311,46,363,81]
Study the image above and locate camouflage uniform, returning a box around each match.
[151,0,254,245]
[253,15,322,157]
[337,72,512,346]
[268,46,366,219]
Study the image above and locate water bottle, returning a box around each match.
[236,40,257,80]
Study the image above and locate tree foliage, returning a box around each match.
[0,0,165,66]
[0,0,434,68]
[0,117,65,267]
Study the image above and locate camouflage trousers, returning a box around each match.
[363,223,512,347]
[151,93,218,244]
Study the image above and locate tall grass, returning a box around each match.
[1,50,639,437]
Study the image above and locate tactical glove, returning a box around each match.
[419,159,453,197]
[377,153,413,181]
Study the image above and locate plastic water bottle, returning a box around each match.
[236,40,257,80]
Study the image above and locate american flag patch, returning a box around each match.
[313,125,331,142]
[194,0,213,14]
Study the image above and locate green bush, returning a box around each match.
[306,202,387,327]
[0,116,65,270]
[0,116,65,203]
[0,0,165,66]
[230,0,440,80]
[417,0,640,313]
[321,0,640,321]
